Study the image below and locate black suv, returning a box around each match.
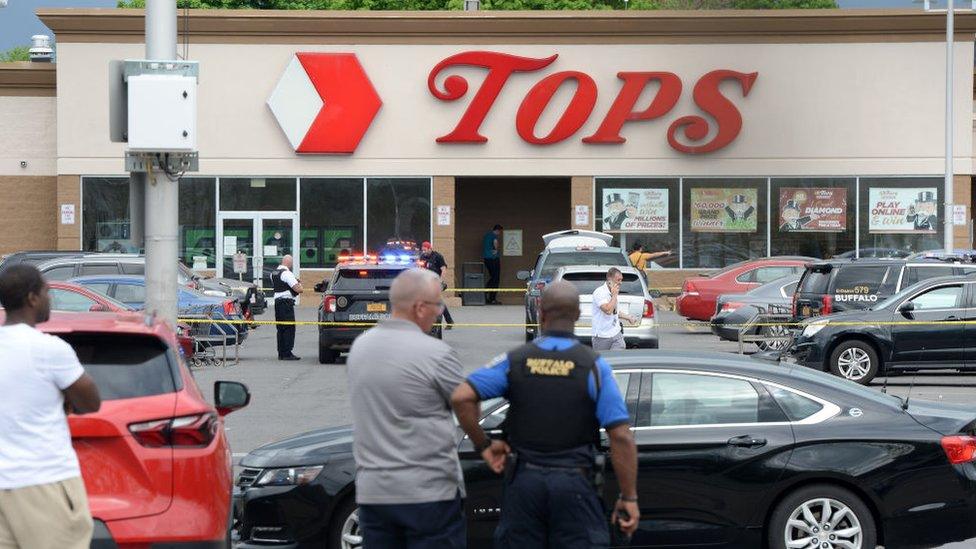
[792,274,976,384]
[793,258,976,321]
[315,260,442,364]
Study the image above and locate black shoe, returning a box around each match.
[280,355,301,361]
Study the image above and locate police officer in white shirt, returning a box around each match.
[590,267,638,351]
[271,255,303,361]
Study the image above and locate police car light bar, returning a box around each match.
[337,252,420,266]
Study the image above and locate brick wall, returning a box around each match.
[432,176,461,307]
[57,175,81,251]
[0,176,57,255]
[571,176,593,230]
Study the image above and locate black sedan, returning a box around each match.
[234,350,976,549]
[792,274,976,385]
[712,274,799,350]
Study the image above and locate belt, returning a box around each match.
[522,462,590,476]
[275,296,295,302]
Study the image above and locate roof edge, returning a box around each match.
[0,62,56,96]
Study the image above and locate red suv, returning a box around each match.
[9,311,251,547]
[675,257,813,321]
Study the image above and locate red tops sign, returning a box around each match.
[269,50,758,155]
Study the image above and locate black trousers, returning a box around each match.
[359,491,466,549]
[484,257,501,303]
[275,298,296,358]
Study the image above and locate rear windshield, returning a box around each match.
[561,272,643,295]
[540,252,628,278]
[58,334,177,400]
[798,269,831,294]
[333,268,401,291]
[832,266,891,296]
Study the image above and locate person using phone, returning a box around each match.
[591,267,637,351]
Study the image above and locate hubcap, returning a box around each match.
[340,508,363,549]
[836,348,871,381]
[785,497,862,549]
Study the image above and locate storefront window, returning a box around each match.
[682,178,768,268]
[82,177,131,253]
[219,178,296,211]
[770,178,856,259]
[179,178,216,269]
[595,178,680,268]
[366,178,431,253]
[858,177,944,257]
[299,178,364,268]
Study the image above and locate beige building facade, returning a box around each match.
[2,8,976,297]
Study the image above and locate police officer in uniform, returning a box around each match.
[452,281,639,548]
[271,254,302,361]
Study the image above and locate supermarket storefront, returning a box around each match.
[2,8,975,296]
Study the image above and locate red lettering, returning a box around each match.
[428,51,557,143]
[583,72,682,144]
[667,70,758,154]
[516,71,597,145]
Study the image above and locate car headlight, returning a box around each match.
[254,466,324,486]
[801,320,829,338]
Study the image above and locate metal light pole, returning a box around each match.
[143,0,179,324]
[944,0,955,252]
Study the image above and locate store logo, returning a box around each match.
[267,53,382,154]
[428,51,758,154]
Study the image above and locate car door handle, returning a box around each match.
[946,316,961,322]
[727,435,767,448]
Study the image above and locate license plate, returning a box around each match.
[367,303,387,313]
[348,313,390,321]
[802,306,811,317]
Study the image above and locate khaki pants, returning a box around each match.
[592,332,626,351]
[0,477,92,549]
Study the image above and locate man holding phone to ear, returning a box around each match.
[591,267,638,351]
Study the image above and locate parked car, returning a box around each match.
[315,255,441,364]
[69,274,246,345]
[832,247,912,259]
[0,250,85,276]
[234,349,976,549]
[550,265,658,348]
[676,257,813,322]
[0,310,251,547]
[792,273,976,384]
[907,248,976,263]
[711,274,800,350]
[518,230,631,342]
[792,258,976,321]
[33,253,265,317]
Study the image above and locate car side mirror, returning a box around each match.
[214,381,250,416]
[899,301,915,314]
[89,304,107,312]
[314,281,329,293]
[516,270,530,281]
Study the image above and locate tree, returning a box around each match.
[119,0,838,8]
[0,46,29,62]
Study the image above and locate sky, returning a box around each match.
[0,0,925,56]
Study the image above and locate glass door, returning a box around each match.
[219,217,256,283]
[217,212,299,292]
[258,218,295,290]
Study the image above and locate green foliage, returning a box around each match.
[119,0,837,8]
[0,46,30,62]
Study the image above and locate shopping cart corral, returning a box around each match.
[182,307,241,368]
[737,304,795,354]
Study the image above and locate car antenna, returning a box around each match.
[902,372,917,411]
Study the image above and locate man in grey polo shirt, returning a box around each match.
[347,268,466,548]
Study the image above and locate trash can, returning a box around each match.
[462,262,486,306]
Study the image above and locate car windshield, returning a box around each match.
[561,272,644,295]
[540,252,628,278]
[59,333,177,400]
[747,276,799,297]
[798,269,831,294]
[333,268,402,291]
[781,362,903,408]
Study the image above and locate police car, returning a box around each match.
[314,252,442,364]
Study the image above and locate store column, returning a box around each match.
[57,175,81,250]
[571,176,594,230]
[953,174,973,248]
[432,176,460,307]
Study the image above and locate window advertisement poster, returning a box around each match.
[868,187,939,234]
[689,188,758,233]
[777,188,847,232]
[601,188,669,232]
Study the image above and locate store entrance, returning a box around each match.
[455,177,571,305]
[216,212,299,292]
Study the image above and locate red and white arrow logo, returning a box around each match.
[267,53,382,154]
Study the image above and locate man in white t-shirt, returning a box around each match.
[0,265,101,549]
[591,267,638,351]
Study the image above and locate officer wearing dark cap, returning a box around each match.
[451,281,639,548]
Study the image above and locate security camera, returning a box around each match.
[19,161,26,168]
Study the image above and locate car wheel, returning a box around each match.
[328,497,363,549]
[525,313,534,342]
[768,484,876,549]
[756,324,791,352]
[829,340,879,385]
[319,346,339,365]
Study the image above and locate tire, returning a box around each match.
[829,340,879,385]
[767,484,877,549]
[525,313,534,342]
[327,496,363,549]
[319,346,339,364]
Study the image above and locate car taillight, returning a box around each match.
[683,281,699,296]
[323,295,337,313]
[941,435,976,464]
[643,299,654,318]
[129,413,217,448]
[721,301,744,312]
[821,295,833,315]
[223,300,235,315]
